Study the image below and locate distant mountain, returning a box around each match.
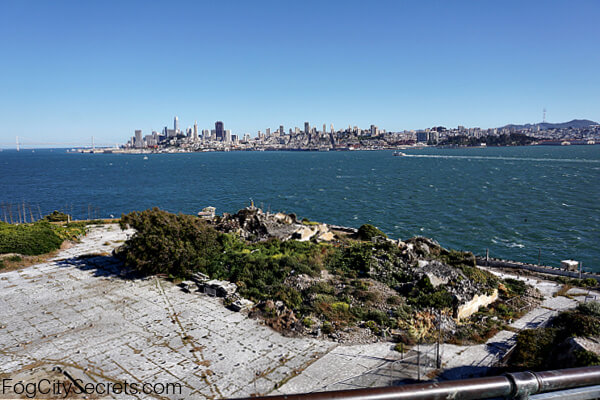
[502,119,599,130]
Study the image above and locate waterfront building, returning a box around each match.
[232,134,238,144]
[416,131,428,143]
[215,121,224,141]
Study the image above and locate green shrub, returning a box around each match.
[0,221,64,255]
[503,278,528,296]
[327,243,373,276]
[553,311,600,337]
[117,208,221,278]
[322,321,333,334]
[357,224,387,241]
[575,350,600,366]
[577,301,600,318]
[510,328,559,369]
[44,210,70,222]
[302,317,314,328]
[581,278,598,287]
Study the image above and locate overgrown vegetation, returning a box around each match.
[0,220,87,256]
[116,208,536,342]
[507,301,600,370]
[43,210,70,222]
[357,224,387,241]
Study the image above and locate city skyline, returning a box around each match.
[1,0,599,146]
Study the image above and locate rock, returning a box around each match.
[292,226,317,241]
[317,231,335,242]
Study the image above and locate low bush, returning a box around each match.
[0,221,64,255]
[44,210,70,222]
[357,224,387,241]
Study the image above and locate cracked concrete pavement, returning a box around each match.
[1,225,596,398]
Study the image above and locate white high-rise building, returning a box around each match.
[174,116,179,133]
[193,121,198,141]
[330,124,334,134]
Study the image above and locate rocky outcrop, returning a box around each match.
[214,207,336,243]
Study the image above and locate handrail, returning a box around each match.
[236,366,600,400]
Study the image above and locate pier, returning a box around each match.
[476,256,600,282]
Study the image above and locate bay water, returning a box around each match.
[1,146,598,271]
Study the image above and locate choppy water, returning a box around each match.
[1,146,598,271]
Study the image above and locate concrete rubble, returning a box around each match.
[213,206,337,243]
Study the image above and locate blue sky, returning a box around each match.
[1,0,599,146]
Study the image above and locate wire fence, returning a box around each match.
[0,201,103,224]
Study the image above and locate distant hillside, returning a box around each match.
[502,119,598,130]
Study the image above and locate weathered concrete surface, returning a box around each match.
[0,225,334,399]
[1,226,598,398]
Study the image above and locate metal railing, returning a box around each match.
[237,366,600,400]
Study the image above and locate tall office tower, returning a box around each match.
[370,125,376,136]
[193,121,198,141]
[304,122,310,134]
[174,116,179,133]
[323,124,326,134]
[224,130,231,143]
[135,130,143,148]
[187,127,192,137]
[215,121,224,141]
[280,125,284,135]
[330,124,334,134]
[257,131,263,139]
[295,127,300,134]
[231,134,238,144]
[266,128,271,137]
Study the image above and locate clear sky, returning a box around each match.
[1,0,599,146]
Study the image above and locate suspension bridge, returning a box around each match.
[0,136,120,150]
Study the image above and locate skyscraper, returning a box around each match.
[174,116,179,133]
[330,124,334,134]
[215,121,224,141]
[323,124,326,134]
[304,122,310,134]
[279,125,284,135]
[193,121,198,141]
[134,130,143,148]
